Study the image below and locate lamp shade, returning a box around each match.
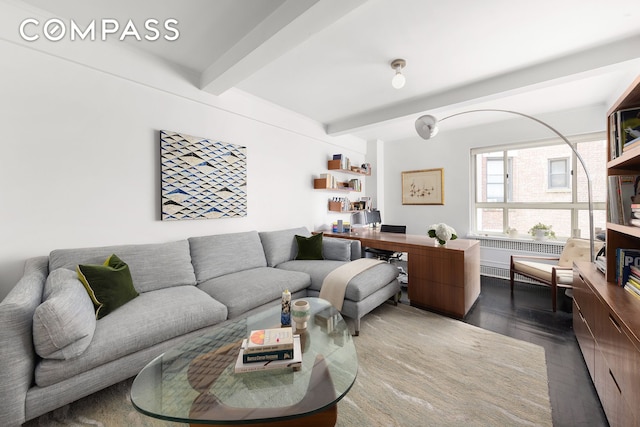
[415,115,437,139]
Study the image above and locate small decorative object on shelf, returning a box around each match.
[528,223,556,240]
[505,227,518,238]
[291,299,311,330]
[428,223,458,246]
[281,289,291,326]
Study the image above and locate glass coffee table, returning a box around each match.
[130,297,357,427]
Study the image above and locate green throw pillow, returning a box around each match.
[295,234,324,260]
[76,254,139,320]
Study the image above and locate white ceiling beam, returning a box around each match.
[200,0,368,96]
[327,34,640,136]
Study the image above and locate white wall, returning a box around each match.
[0,35,366,297]
[381,105,608,236]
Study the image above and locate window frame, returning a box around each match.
[548,157,570,190]
[471,132,607,239]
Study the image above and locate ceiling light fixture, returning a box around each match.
[390,59,406,89]
[415,109,595,262]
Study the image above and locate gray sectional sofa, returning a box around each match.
[0,226,399,426]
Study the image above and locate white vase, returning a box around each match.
[292,299,311,330]
[534,229,546,241]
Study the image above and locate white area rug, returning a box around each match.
[25,303,551,427]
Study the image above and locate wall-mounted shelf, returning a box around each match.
[313,178,360,192]
[327,159,371,176]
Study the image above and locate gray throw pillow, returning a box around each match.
[33,268,96,360]
[322,237,352,261]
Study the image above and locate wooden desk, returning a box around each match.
[320,230,481,319]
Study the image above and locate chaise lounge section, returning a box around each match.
[0,226,399,426]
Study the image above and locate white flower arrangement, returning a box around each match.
[427,223,458,245]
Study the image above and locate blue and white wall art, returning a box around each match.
[160,130,247,220]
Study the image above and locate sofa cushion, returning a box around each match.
[34,285,227,387]
[33,268,96,360]
[189,231,267,283]
[322,237,353,261]
[295,233,324,260]
[198,267,310,319]
[76,254,139,319]
[278,260,399,302]
[49,240,196,293]
[259,227,310,267]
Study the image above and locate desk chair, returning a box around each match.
[510,238,603,311]
[364,224,406,262]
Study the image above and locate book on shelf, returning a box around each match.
[318,173,336,189]
[625,284,640,300]
[234,335,302,373]
[244,327,294,354]
[611,107,640,158]
[607,175,639,225]
[616,248,640,287]
[619,107,640,148]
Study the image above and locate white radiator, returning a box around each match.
[471,236,565,283]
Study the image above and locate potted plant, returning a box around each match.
[528,223,556,240]
[505,227,518,238]
[428,223,458,246]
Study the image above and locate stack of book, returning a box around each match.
[624,265,640,300]
[631,203,640,227]
[234,327,302,373]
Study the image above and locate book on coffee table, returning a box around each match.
[235,335,302,373]
[244,327,294,354]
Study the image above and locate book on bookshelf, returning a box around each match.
[625,284,640,300]
[607,175,640,225]
[244,327,294,354]
[234,335,302,373]
[616,248,640,287]
[618,107,640,148]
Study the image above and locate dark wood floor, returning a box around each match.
[400,276,609,427]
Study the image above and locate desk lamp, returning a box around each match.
[415,109,595,262]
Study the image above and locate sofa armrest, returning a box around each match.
[0,256,48,427]
[322,237,359,261]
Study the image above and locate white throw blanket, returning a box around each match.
[319,258,384,310]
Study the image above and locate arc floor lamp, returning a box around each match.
[415,109,595,262]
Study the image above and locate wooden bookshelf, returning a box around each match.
[574,74,640,427]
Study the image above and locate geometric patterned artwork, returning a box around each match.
[160,130,247,220]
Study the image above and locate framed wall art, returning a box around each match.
[160,130,247,220]
[401,168,444,205]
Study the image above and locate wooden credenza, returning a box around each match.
[319,230,480,319]
[573,261,640,427]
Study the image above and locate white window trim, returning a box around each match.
[470,131,606,238]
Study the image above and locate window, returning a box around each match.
[548,158,569,189]
[485,157,513,202]
[472,133,607,239]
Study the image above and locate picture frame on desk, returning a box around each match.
[401,168,444,205]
